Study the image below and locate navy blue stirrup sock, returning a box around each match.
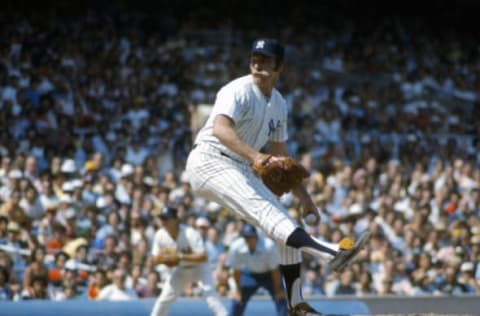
[286,227,337,256]
[279,263,302,308]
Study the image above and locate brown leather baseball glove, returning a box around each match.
[155,248,180,267]
[252,154,310,196]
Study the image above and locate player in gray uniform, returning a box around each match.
[185,38,369,316]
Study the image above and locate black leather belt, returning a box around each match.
[192,143,239,162]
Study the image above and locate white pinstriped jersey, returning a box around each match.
[194,74,288,163]
[152,224,205,268]
[186,73,302,262]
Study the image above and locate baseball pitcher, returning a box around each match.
[185,38,369,316]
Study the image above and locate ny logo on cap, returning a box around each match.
[256,40,265,49]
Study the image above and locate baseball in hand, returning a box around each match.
[304,214,318,226]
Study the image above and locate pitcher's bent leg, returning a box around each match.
[188,159,298,243]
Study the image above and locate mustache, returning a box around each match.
[252,70,270,77]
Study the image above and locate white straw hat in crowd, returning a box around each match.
[120,164,134,177]
[195,217,211,228]
[61,159,77,173]
[8,169,23,179]
[62,181,75,192]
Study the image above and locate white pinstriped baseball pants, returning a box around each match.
[187,143,308,265]
[150,264,227,316]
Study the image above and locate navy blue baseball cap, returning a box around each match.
[158,207,178,219]
[241,224,258,238]
[251,38,285,61]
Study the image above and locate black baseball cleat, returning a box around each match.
[289,302,323,316]
[329,231,370,272]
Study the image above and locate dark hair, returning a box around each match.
[95,268,106,277]
[52,223,67,234]
[30,246,45,263]
[54,251,70,262]
[76,244,88,253]
[31,275,48,286]
[118,250,132,262]
[104,234,118,244]
[0,266,10,282]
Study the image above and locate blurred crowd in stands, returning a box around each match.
[0,5,479,302]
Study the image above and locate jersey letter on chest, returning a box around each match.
[268,119,281,136]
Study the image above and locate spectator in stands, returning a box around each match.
[38,178,58,212]
[87,268,108,300]
[97,268,138,301]
[125,263,143,293]
[22,247,49,298]
[48,251,69,281]
[0,265,12,300]
[54,282,78,300]
[355,270,376,296]
[22,275,50,300]
[334,269,357,295]
[436,265,466,295]
[50,266,81,300]
[46,223,68,255]
[0,189,30,229]
[37,205,57,246]
[0,5,479,302]
[89,235,119,271]
[0,222,29,280]
[0,170,22,202]
[196,216,223,266]
[136,270,162,298]
[131,237,150,267]
[457,262,480,293]
[19,183,44,221]
[301,261,325,296]
[0,215,8,240]
[378,277,395,296]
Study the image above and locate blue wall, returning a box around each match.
[0,298,369,316]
